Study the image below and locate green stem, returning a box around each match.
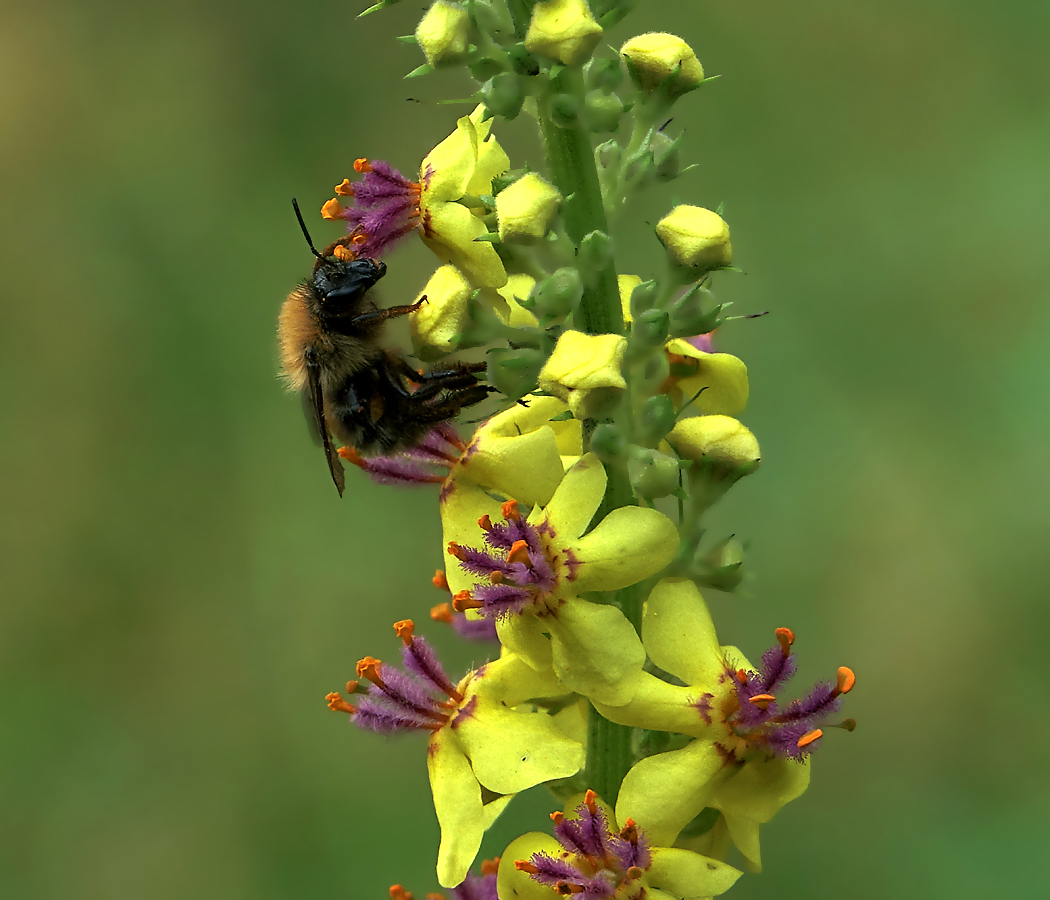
[537,67,623,337]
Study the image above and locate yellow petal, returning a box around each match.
[415,1,472,67]
[642,579,724,686]
[498,834,566,900]
[429,727,485,888]
[410,263,473,357]
[459,424,565,507]
[539,331,627,417]
[666,338,749,415]
[467,131,510,197]
[440,479,505,594]
[454,704,583,795]
[538,452,607,542]
[570,506,680,593]
[647,847,742,899]
[593,670,711,737]
[616,739,729,847]
[618,273,642,325]
[472,652,568,706]
[421,114,478,202]
[496,172,562,244]
[496,614,554,671]
[656,205,732,269]
[548,599,645,705]
[497,273,539,327]
[620,33,705,96]
[667,415,760,466]
[423,201,508,288]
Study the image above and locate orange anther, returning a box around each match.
[735,668,749,684]
[478,514,493,531]
[626,866,644,881]
[431,602,454,623]
[507,540,530,566]
[840,718,857,732]
[515,861,539,874]
[480,858,500,876]
[584,789,598,813]
[797,728,823,749]
[550,811,564,825]
[489,571,504,584]
[834,666,856,696]
[501,499,521,521]
[356,656,383,684]
[775,627,795,654]
[345,680,359,694]
[351,232,368,245]
[320,198,343,220]
[452,590,481,612]
[338,446,365,467]
[620,819,639,842]
[748,693,776,710]
[447,541,467,561]
[333,245,354,261]
[394,620,415,643]
[426,894,445,900]
[335,178,355,196]
[432,569,450,592]
[325,692,356,714]
[390,887,413,900]
[354,158,372,173]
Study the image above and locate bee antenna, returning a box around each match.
[292,198,324,260]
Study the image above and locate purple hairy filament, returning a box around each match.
[340,423,465,487]
[321,158,428,260]
[324,620,479,735]
[389,858,500,900]
[448,500,577,621]
[702,627,856,761]
[516,791,652,900]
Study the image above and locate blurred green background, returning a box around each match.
[2,0,1047,897]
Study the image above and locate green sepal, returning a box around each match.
[405,62,435,79]
[358,0,404,17]
[396,34,419,44]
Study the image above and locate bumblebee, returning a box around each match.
[279,200,490,495]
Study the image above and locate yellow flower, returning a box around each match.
[420,106,510,287]
[538,330,628,418]
[409,264,474,358]
[496,173,562,244]
[442,454,679,705]
[663,336,749,415]
[620,33,705,96]
[525,0,603,66]
[415,1,472,67]
[656,205,732,270]
[667,414,761,468]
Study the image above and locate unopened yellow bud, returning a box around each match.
[495,173,562,245]
[416,2,471,67]
[620,33,704,96]
[410,264,473,359]
[668,415,760,467]
[617,274,642,326]
[538,330,627,418]
[656,205,732,270]
[525,0,603,67]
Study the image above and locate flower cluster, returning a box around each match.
[303,2,855,897]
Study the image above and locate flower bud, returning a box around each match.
[495,172,561,243]
[701,537,744,591]
[530,266,583,318]
[410,264,473,360]
[482,72,526,120]
[596,139,621,171]
[629,449,681,499]
[488,347,544,401]
[578,230,615,283]
[582,90,625,133]
[627,278,658,323]
[585,56,624,91]
[469,56,505,81]
[525,0,604,66]
[630,308,669,351]
[668,415,760,469]
[550,92,581,127]
[415,1,472,67]
[538,330,627,418]
[620,32,704,97]
[591,422,630,464]
[656,205,732,271]
[636,394,677,447]
[507,42,541,77]
[649,130,681,181]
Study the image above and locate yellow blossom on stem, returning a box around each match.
[656,205,732,271]
[663,336,749,416]
[525,0,603,66]
[538,330,628,418]
[667,414,761,468]
[620,33,705,96]
[496,173,562,244]
[441,454,679,704]
[415,1,472,67]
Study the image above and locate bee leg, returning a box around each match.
[408,385,495,424]
[349,295,428,328]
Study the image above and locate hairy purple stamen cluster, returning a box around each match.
[348,424,461,487]
[451,867,499,900]
[453,512,564,620]
[352,634,476,735]
[526,798,651,900]
[724,637,843,760]
[450,613,500,643]
[337,160,422,258]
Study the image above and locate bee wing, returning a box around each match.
[303,348,345,497]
